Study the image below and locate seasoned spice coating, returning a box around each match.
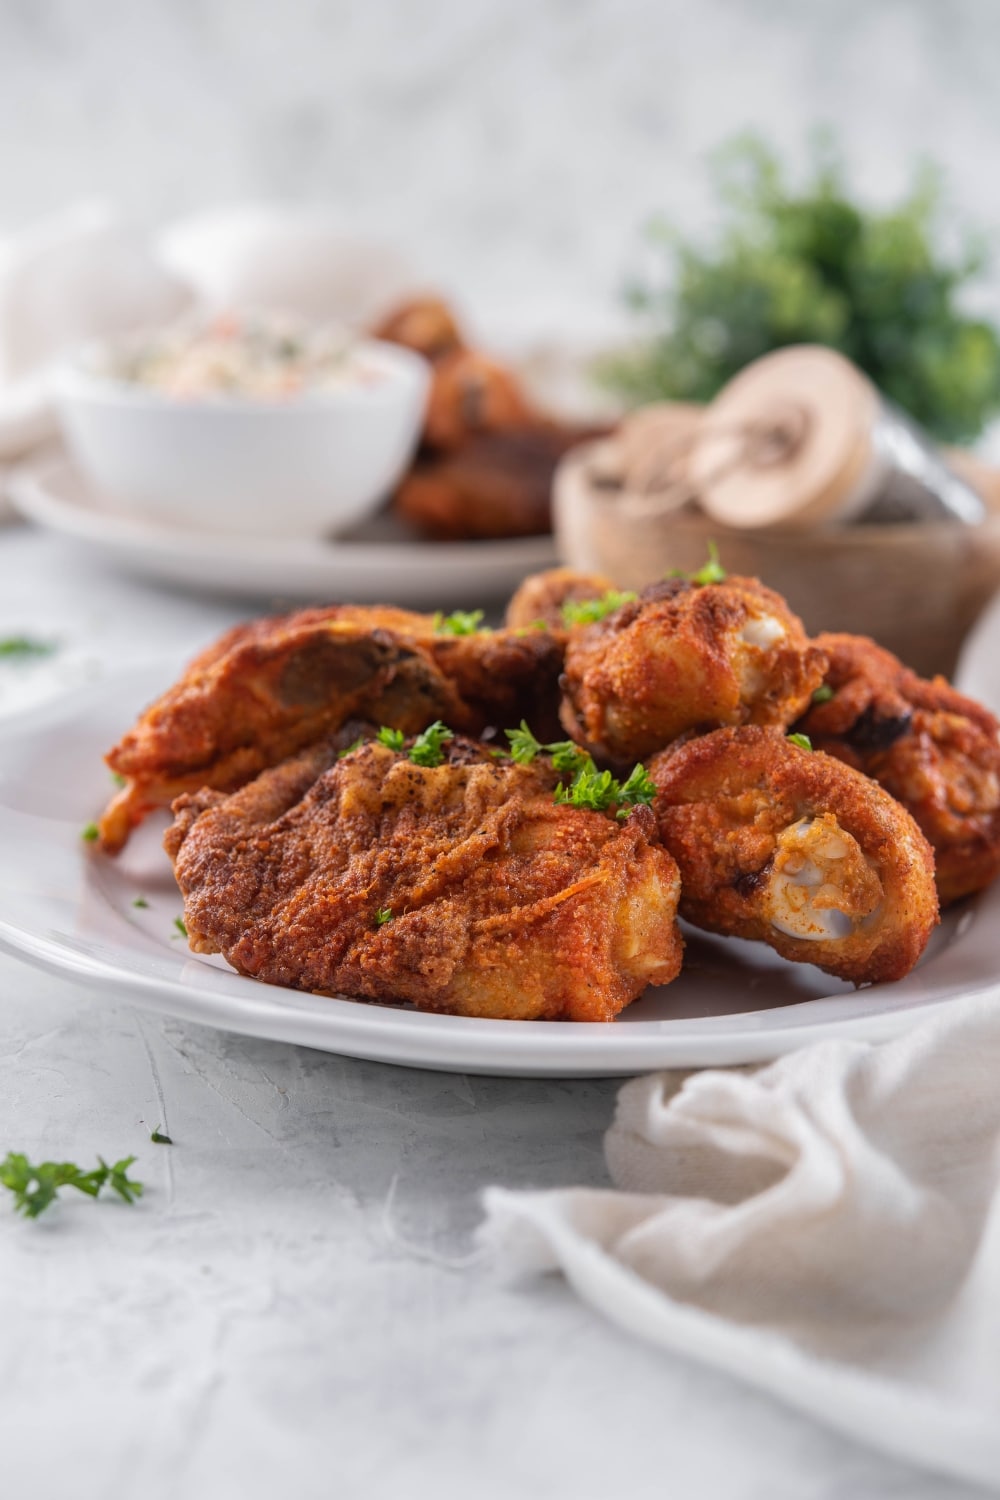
[561,576,827,763]
[797,633,1000,905]
[165,737,684,1021]
[99,604,561,853]
[651,726,938,985]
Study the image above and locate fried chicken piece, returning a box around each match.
[796,633,1000,905]
[165,736,684,1021]
[371,296,465,362]
[394,423,599,540]
[422,349,536,451]
[505,567,617,635]
[101,605,562,854]
[650,726,939,985]
[560,576,828,764]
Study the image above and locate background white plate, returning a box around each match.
[1,663,997,1076]
[5,453,558,606]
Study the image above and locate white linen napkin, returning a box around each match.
[482,991,1000,1490]
[0,201,191,466]
[157,204,417,329]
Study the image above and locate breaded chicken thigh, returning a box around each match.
[651,726,938,985]
[561,576,827,764]
[165,735,684,1021]
[797,633,1000,905]
[100,605,561,853]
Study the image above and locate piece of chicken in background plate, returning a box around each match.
[100,604,562,853]
[560,575,828,764]
[165,733,684,1021]
[650,726,939,985]
[796,633,1000,905]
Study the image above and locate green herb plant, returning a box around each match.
[604,132,1000,443]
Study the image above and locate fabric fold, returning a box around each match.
[481,990,1000,1489]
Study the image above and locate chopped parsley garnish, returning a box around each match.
[110,771,127,789]
[553,764,618,812]
[615,763,659,810]
[504,721,542,764]
[81,822,99,843]
[172,916,188,939]
[561,590,638,626]
[812,684,835,704]
[376,726,406,751]
[503,721,590,774]
[408,721,454,767]
[132,896,149,909]
[150,1126,173,1145]
[669,541,727,586]
[338,737,365,758]
[787,732,813,751]
[375,907,394,927]
[503,720,656,818]
[433,609,486,636]
[0,1151,143,1218]
[0,636,57,659]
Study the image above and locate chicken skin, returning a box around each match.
[100,605,561,853]
[650,726,939,985]
[796,634,1000,905]
[560,576,827,764]
[371,296,465,362]
[165,735,684,1021]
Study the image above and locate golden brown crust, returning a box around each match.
[101,606,562,853]
[393,424,599,541]
[166,737,684,1021]
[650,725,939,985]
[560,576,827,764]
[422,350,535,452]
[370,296,466,362]
[798,633,1000,905]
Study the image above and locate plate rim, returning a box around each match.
[5,453,559,570]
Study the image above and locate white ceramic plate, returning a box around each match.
[1,664,997,1077]
[5,454,558,606]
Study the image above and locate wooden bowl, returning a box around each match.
[554,439,1000,679]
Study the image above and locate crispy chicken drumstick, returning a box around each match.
[560,575,827,764]
[795,633,1000,905]
[650,726,939,984]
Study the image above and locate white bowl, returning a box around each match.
[54,338,430,539]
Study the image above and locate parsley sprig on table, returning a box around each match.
[0,636,57,660]
[502,721,657,818]
[0,1151,143,1218]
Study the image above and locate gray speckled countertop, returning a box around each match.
[0,527,989,1500]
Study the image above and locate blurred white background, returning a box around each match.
[2,0,999,343]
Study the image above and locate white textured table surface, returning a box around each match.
[0,525,989,1500]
